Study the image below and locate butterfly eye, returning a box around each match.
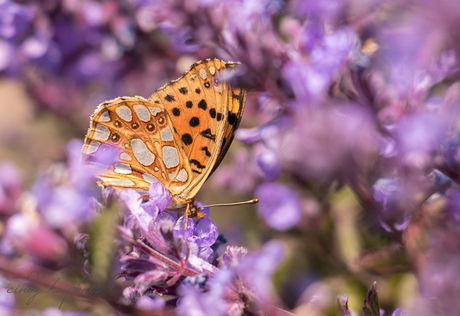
[214,78,219,85]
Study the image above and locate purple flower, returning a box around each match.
[235,240,285,312]
[255,148,281,181]
[136,296,166,312]
[373,178,411,232]
[40,307,88,316]
[120,188,161,233]
[0,284,15,315]
[391,308,408,316]
[177,269,234,316]
[0,162,22,215]
[4,213,68,260]
[256,183,301,231]
[193,217,219,248]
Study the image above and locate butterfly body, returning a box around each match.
[83,59,246,214]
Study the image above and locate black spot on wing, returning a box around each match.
[200,129,216,141]
[198,99,207,110]
[182,133,193,145]
[190,159,205,169]
[192,169,202,174]
[186,101,193,108]
[189,117,200,127]
[165,94,175,102]
[172,108,180,116]
[228,112,237,125]
[201,146,211,157]
[179,87,188,95]
[209,108,216,119]
[216,113,222,121]
[195,88,201,94]
[204,82,210,88]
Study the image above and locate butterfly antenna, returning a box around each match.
[197,199,259,209]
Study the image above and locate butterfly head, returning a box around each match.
[169,195,206,219]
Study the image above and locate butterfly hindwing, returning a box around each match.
[83,96,192,192]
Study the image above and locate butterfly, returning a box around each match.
[83,59,247,219]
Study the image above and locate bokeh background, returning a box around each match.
[1,0,460,315]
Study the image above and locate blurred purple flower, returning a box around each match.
[0,284,15,316]
[0,162,22,215]
[280,105,378,181]
[136,295,166,312]
[373,178,411,232]
[31,140,115,228]
[283,27,354,103]
[236,240,285,312]
[213,148,261,193]
[5,213,68,260]
[256,183,301,231]
[255,148,281,181]
[40,307,88,316]
[391,308,408,316]
[0,1,35,40]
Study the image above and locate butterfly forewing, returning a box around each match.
[83,59,246,210]
[148,59,244,198]
[83,96,192,192]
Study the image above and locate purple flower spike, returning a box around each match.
[194,217,219,248]
[256,183,301,231]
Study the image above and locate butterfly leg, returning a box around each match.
[184,204,190,229]
[137,193,150,201]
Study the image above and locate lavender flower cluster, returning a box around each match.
[2,0,460,315]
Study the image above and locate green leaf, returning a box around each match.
[88,197,122,288]
[363,282,380,316]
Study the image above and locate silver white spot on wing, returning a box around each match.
[161,127,173,141]
[116,105,132,122]
[142,173,160,184]
[209,67,216,75]
[175,168,188,182]
[162,146,179,168]
[200,68,207,79]
[120,153,131,161]
[131,139,155,166]
[93,123,110,141]
[133,104,151,122]
[87,140,101,154]
[154,167,159,171]
[114,163,132,174]
[107,179,135,186]
[99,111,111,122]
[149,107,161,116]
